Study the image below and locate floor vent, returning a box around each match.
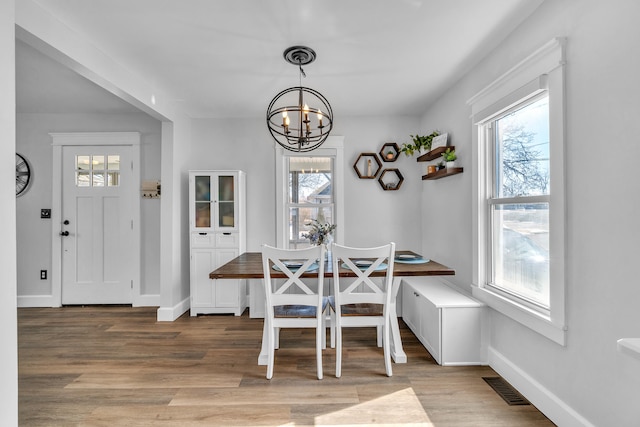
[483,377,530,406]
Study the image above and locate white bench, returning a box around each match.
[401,277,484,365]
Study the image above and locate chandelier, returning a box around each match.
[266,46,334,152]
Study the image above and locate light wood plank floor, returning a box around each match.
[18,306,554,426]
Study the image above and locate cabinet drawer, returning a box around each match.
[215,232,239,248]
[191,232,215,247]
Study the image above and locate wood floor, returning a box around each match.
[18,306,554,426]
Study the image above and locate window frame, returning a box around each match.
[286,157,335,248]
[275,136,344,248]
[468,38,567,345]
[485,92,551,313]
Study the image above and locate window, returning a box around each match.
[468,38,566,345]
[76,154,120,187]
[275,137,344,248]
[286,157,334,249]
[487,94,550,309]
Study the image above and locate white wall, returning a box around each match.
[420,0,640,425]
[190,115,423,251]
[1,0,18,424]
[15,113,162,305]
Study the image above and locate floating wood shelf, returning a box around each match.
[380,142,400,162]
[422,167,463,180]
[417,146,455,162]
[378,168,404,190]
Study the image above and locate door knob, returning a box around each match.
[60,231,69,236]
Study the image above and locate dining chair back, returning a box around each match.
[330,242,396,377]
[261,244,326,380]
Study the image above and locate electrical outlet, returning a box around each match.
[40,270,47,280]
[41,209,51,219]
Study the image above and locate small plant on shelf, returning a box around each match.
[441,148,457,168]
[399,131,440,156]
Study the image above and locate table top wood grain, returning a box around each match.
[209,251,455,280]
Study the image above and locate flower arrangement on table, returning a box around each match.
[302,219,336,246]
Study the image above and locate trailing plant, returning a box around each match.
[399,131,440,156]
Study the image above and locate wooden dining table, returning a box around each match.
[210,250,455,365]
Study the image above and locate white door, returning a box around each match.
[61,145,134,304]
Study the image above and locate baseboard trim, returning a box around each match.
[488,346,594,427]
[133,294,161,307]
[156,297,190,322]
[17,295,60,308]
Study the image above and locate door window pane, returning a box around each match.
[93,173,105,187]
[108,155,120,170]
[75,154,120,187]
[77,171,90,186]
[77,156,90,171]
[92,155,105,171]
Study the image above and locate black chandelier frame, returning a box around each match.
[266,46,334,152]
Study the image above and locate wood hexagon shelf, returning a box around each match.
[379,142,400,162]
[378,168,404,191]
[353,152,382,179]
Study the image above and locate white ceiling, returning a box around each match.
[16,0,544,118]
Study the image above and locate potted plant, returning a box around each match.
[399,131,440,157]
[441,148,457,169]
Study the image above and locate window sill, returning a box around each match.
[472,284,566,346]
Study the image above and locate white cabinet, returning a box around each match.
[189,170,247,316]
[402,277,484,365]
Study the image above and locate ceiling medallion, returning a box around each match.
[266,46,334,152]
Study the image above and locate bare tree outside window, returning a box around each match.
[498,123,549,197]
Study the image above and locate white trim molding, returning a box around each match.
[489,347,596,427]
[274,136,345,248]
[468,38,567,345]
[49,132,141,307]
[157,297,190,322]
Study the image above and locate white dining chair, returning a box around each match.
[330,242,396,377]
[261,244,326,380]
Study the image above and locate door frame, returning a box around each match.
[50,132,141,306]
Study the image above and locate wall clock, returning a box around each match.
[16,153,31,196]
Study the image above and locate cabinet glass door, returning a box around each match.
[194,175,212,228]
[217,175,235,228]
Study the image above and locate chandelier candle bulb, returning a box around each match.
[303,104,309,122]
[317,110,323,128]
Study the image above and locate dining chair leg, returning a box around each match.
[335,322,343,378]
[321,308,328,350]
[376,325,383,347]
[316,317,323,380]
[329,309,336,348]
[383,323,392,377]
[266,322,275,380]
